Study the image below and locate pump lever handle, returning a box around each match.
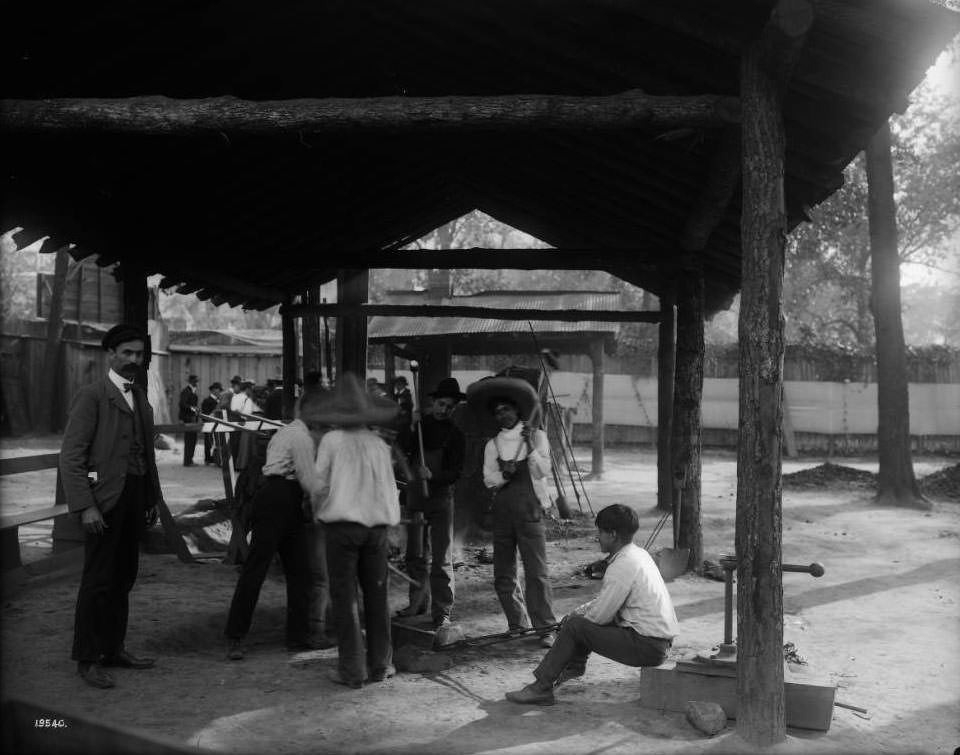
[782,562,825,577]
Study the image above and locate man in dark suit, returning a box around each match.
[200,382,223,465]
[179,374,200,466]
[60,323,163,689]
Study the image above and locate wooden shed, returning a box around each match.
[2,0,957,745]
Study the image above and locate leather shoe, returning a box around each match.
[101,650,155,669]
[505,682,555,706]
[226,639,244,661]
[368,664,396,682]
[329,669,363,689]
[539,632,556,648]
[78,664,115,689]
[287,637,336,651]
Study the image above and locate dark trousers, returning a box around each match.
[72,474,147,663]
[203,433,216,463]
[325,521,392,683]
[493,515,556,631]
[183,431,198,465]
[534,616,670,685]
[306,521,334,638]
[404,495,455,622]
[225,478,311,643]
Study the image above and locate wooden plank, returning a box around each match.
[313,247,661,270]
[0,453,60,476]
[284,302,663,323]
[0,91,741,134]
[636,663,836,732]
[0,505,67,530]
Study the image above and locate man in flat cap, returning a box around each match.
[178,374,200,466]
[60,323,162,689]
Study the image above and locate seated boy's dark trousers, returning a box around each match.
[533,615,670,685]
[225,477,311,643]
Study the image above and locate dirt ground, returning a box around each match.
[1,437,958,755]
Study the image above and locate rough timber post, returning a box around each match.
[335,269,369,379]
[737,20,793,752]
[281,301,297,419]
[589,337,605,478]
[672,262,705,571]
[656,286,676,512]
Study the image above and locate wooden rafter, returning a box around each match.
[281,302,663,323]
[0,92,741,134]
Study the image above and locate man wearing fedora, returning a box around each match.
[60,323,161,689]
[468,375,559,648]
[396,377,466,629]
[312,374,401,687]
[200,382,223,465]
[178,373,200,466]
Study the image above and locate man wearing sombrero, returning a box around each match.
[396,377,466,630]
[467,375,558,648]
[312,374,402,687]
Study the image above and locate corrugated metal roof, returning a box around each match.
[369,290,621,339]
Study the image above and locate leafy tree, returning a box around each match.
[785,62,960,350]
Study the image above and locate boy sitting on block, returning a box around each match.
[505,503,679,705]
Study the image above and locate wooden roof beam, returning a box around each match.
[281,302,663,323]
[336,248,660,270]
[154,261,287,303]
[0,92,740,135]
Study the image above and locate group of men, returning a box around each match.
[178,375,285,466]
[60,322,679,703]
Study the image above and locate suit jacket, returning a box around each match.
[200,394,219,417]
[178,385,199,422]
[59,376,164,515]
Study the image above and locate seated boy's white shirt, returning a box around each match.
[572,543,679,640]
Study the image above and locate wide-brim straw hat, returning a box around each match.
[307,373,400,428]
[465,376,540,422]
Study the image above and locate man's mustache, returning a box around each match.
[118,364,144,378]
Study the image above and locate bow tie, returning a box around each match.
[122,382,134,393]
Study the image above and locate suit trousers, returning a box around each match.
[533,615,671,685]
[325,521,392,684]
[225,477,311,644]
[72,474,147,663]
[183,431,198,465]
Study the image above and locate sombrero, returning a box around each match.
[308,373,400,428]
[465,376,539,422]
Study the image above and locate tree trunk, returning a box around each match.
[120,260,151,383]
[865,122,927,509]
[737,37,788,747]
[37,248,70,432]
[282,304,298,420]
[672,266,704,571]
[656,288,676,512]
[590,337,605,479]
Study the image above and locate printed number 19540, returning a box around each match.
[34,719,67,728]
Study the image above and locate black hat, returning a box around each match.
[230,375,243,385]
[209,382,223,391]
[101,323,147,352]
[188,374,199,383]
[428,377,465,401]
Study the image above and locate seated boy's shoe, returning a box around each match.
[226,639,244,661]
[368,664,396,682]
[78,663,115,689]
[539,632,557,648]
[101,650,156,669]
[329,669,363,689]
[505,682,555,706]
[554,665,585,686]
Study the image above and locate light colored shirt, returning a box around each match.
[482,423,552,509]
[260,419,322,496]
[108,369,135,411]
[313,428,400,527]
[573,543,679,640]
